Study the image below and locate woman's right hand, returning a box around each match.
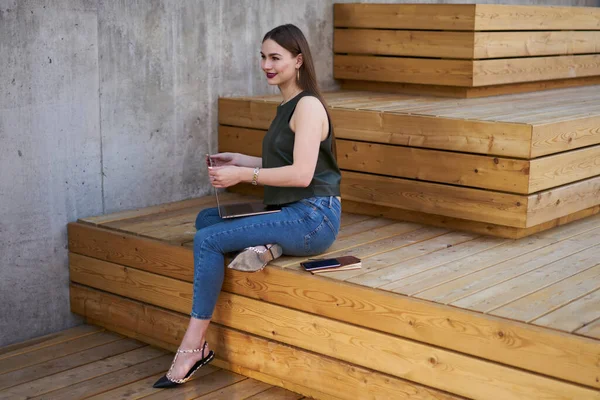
[207,152,239,167]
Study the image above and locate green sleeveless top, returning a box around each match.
[262,91,341,205]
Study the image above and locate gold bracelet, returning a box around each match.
[251,167,260,186]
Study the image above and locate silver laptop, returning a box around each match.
[208,156,281,219]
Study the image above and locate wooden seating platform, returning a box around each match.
[0,324,304,399]
[334,3,600,97]
[219,87,600,238]
[67,193,600,400]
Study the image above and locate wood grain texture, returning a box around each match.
[452,244,600,313]
[474,4,600,31]
[71,257,593,400]
[334,55,473,86]
[334,3,476,30]
[0,331,123,376]
[340,171,527,227]
[334,29,475,59]
[337,140,531,193]
[474,31,600,59]
[526,174,600,227]
[67,222,600,389]
[335,30,600,60]
[70,285,460,400]
[341,77,600,99]
[531,115,600,158]
[529,144,600,192]
[0,325,100,361]
[473,55,600,86]
[341,199,600,240]
[0,339,146,391]
[531,287,600,332]
[491,263,600,323]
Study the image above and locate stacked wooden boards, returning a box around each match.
[67,194,600,400]
[218,87,600,238]
[334,3,600,97]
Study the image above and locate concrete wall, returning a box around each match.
[1,0,599,346]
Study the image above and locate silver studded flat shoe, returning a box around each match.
[152,341,214,388]
[227,244,283,272]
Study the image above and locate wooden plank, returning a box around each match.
[474,4,600,31]
[341,171,527,227]
[71,257,595,399]
[452,244,600,313]
[353,236,506,289]
[332,231,485,282]
[245,386,304,400]
[68,222,194,281]
[575,317,600,340]
[0,339,146,391]
[334,29,474,59]
[0,325,100,360]
[85,366,220,400]
[272,225,445,271]
[473,55,600,87]
[218,98,534,158]
[335,30,600,60]
[334,55,473,87]
[337,140,531,193]
[475,31,600,59]
[531,115,600,158]
[526,174,600,227]
[416,227,600,305]
[79,197,217,226]
[218,98,276,130]
[27,354,172,400]
[529,144,600,192]
[0,346,166,400]
[219,125,264,157]
[68,222,600,388]
[70,285,462,400]
[531,288,600,332]
[211,360,341,400]
[334,3,477,30]
[386,215,600,296]
[0,331,123,375]
[342,199,600,240]
[210,294,591,400]
[187,378,272,400]
[341,77,600,99]
[491,263,600,323]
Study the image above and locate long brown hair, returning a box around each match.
[262,24,337,158]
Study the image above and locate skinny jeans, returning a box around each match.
[191,196,341,319]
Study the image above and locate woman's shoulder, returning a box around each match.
[295,94,327,117]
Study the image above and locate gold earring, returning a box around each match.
[296,69,300,81]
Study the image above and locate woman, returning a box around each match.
[153,23,341,388]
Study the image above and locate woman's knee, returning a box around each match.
[195,208,214,230]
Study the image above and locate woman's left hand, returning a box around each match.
[208,166,241,188]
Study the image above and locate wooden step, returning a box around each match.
[333,4,600,96]
[67,216,600,396]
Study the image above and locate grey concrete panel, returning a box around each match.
[0,1,100,346]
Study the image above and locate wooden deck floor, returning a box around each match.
[0,325,305,400]
[87,192,600,340]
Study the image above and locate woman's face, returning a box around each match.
[260,39,300,86]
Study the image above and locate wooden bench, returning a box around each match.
[67,194,600,400]
[219,86,600,239]
[334,3,600,98]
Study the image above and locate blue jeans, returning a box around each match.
[191,196,341,319]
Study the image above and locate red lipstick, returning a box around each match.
[266,73,277,79]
